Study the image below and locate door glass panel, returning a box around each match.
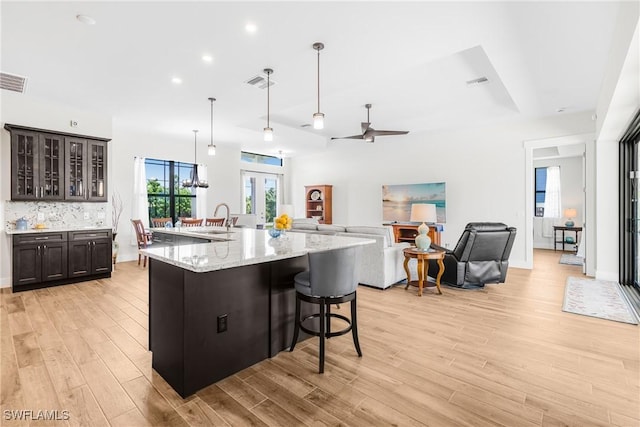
[42,136,61,197]
[69,142,84,197]
[16,134,36,197]
[242,172,278,226]
[90,143,105,198]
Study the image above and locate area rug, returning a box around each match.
[562,277,638,324]
[559,254,583,266]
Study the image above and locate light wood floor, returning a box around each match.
[1,250,639,426]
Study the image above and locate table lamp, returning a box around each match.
[410,203,437,250]
[564,208,577,227]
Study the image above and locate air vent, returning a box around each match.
[466,76,489,86]
[245,74,275,89]
[0,72,28,93]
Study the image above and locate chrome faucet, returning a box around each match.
[214,203,231,229]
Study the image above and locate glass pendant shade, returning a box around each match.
[313,112,324,129]
[208,144,216,156]
[264,127,273,142]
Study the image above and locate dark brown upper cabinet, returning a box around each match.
[9,128,64,201]
[6,124,110,202]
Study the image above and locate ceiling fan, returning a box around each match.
[331,104,409,143]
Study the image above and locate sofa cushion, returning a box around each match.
[292,223,319,231]
[317,224,347,233]
[345,226,394,248]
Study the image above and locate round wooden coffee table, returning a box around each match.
[403,248,445,296]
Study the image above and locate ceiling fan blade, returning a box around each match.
[331,134,365,140]
[367,130,410,137]
[361,122,371,134]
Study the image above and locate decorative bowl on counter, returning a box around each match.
[268,228,282,238]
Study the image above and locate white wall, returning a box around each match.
[0,92,113,286]
[594,10,639,281]
[532,156,584,249]
[290,112,596,269]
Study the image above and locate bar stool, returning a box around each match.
[289,246,362,373]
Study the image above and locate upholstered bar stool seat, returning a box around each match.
[290,246,362,373]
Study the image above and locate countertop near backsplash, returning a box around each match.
[4,201,111,233]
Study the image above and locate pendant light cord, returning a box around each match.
[267,71,271,128]
[317,48,320,113]
[210,98,215,146]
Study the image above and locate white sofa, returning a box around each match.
[290,220,411,289]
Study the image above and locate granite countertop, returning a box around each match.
[5,226,111,235]
[141,227,375,273]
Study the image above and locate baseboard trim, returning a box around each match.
[595,270,619,282]
[0,277,11,289]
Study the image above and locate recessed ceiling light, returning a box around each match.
[202,54,213,63]
[171,77,182,84]
[76,14,96,25]
[245,23,257,33]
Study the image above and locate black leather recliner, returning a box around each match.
[428,222,517,289]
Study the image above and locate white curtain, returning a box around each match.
[196,164,208,218]
[543,166,561,218]
[132,157,149,244]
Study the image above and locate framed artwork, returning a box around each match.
[382,182,446,223]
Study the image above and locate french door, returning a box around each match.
[242,171,280,226]
[619,109,640,311]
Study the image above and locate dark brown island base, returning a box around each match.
[143,227,374,397]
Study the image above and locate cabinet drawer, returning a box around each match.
[69,230,112,241]
[13,232,67,246]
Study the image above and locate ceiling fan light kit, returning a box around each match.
[312,42,325,130]
[263,68,273,142]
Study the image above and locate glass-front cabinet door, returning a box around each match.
[11,130,64,201]
[40,133,63,199]
[11,130,38,200]
[88,140,107,201]
[65,137,86,200]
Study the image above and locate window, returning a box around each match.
[535,167,547,217]
[241,151,282,166]
[145,158,197,223]
[242,171,280,225]
[535,166,562,217]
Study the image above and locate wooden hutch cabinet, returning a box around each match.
[305,185,332,224]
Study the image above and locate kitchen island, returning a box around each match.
[141,227,374,397]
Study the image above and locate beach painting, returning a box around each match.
[382,182,446,223]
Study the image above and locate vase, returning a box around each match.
[415,223,431,250]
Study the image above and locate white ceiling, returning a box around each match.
[1,1,623,157]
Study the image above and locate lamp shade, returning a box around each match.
[564,208,577,218]
[410,203,437,223]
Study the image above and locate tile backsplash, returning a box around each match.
[4,201,110,232]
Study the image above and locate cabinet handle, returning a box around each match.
[43,245,47,251]
[34,236,49,240]
[37,245,40,256]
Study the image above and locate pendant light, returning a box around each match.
[263,68,273,141]
[207,97,216,156]
[182,130,209,188]
[312,42,325,130]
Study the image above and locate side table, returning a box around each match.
[553,226,582,252]
[402,248,445,296]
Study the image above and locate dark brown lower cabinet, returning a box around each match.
[12,229,111,292]
[13,232,68,288]
[68,230,112,277]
